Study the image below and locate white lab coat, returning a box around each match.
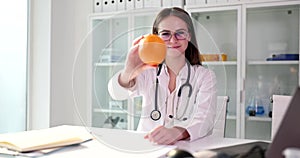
[108,63,217,141]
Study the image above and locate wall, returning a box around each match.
[28,0,51,130]
[50,0,93,127]
[28,0,92,129]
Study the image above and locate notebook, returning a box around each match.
[209,87,300,158]
[0,125,93,153]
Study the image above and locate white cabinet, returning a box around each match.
[242,1,300,140]
[187,0,299,140]
[88,0,300,140]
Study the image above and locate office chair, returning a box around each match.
[211,96,230,138]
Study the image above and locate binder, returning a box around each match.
[144,0,161,8]
[135,0,144,9]
[228,0,239,2]
[186,0,205,6]
[172,0,183,8]
[216,0,228,3]
[126,0,135,10]
[94,0,103,13]
[162,0,172,7]
[103,0,117,12]
[143,0,151,8]
[117,0,126,11]
[207,0,217,4]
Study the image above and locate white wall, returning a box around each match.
[50,0,92,127]
[28,0,51,130]
[29,0,92,129]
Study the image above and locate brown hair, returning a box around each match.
[152,7,201,65]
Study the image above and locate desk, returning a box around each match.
[15,128,258,158]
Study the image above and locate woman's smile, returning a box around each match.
[167,45,181,49]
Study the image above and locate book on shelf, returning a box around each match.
[0,125,93,153]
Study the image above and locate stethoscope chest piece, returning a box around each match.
[150,110,161,121]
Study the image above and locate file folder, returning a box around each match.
[172,0,183,8]
[94,0,103,12]
[216,0,228,3]
[186,0,205,6]
[126,0,135,10]
[117,0,126,11]
[135,0,144,9]
[144,0,161,8]
[103,0,117,12]
[162,0,172,7]
[207,0,217,4]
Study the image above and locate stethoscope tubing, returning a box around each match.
[152,62,193,121]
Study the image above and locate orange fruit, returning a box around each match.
[138,34,167,66]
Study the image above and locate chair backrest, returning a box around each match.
[271,95,292,140]
[211,96,229,138]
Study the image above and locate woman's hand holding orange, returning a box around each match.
[119,35,153,87]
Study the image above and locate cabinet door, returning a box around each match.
[131,12,159,130]
[244,2,300,140]
[91,16,129,129]
[90,11,160,130]
[189,6,241,138]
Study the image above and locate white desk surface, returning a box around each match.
[12,127,259,158]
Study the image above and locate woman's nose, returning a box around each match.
[169,34,178,43]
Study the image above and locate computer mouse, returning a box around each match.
[167,149,194,158]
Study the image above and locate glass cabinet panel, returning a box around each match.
[91,16,129,129]
[134,14,157,38]
[91,11,159,130]
[132,12,158,129]
[190,7,240,138]
[245,4,299,140]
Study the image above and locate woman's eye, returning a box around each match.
[176,31,185,35]
[160,32,170,36]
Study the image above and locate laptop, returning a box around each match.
[210,87,300,158]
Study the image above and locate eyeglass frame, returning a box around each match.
[157,29,190,41]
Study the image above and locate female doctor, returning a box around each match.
[108,7,217,145]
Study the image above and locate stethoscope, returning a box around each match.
[150,62,193,121]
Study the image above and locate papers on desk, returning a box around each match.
[90,127,177,153]
[0,125,93,156]
[0,126,176,158]
[39,127,177,158]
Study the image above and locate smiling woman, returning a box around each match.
[0,1,28,133]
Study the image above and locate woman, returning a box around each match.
[108,7,217,145]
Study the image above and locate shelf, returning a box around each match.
[248,60,299,65]
[246,116,272,122]
[94,62,125,67]
[94,108,127,114]
[203,61,237,66]
[226,114,237,120]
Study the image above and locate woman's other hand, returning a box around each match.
[144,126,190,145]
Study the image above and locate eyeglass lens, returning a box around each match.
[159,30,188,41]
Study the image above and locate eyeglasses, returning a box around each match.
[158,30,189,41]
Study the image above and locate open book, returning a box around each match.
[0,125,93,153]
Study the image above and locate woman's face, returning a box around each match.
[157,16,190,58]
